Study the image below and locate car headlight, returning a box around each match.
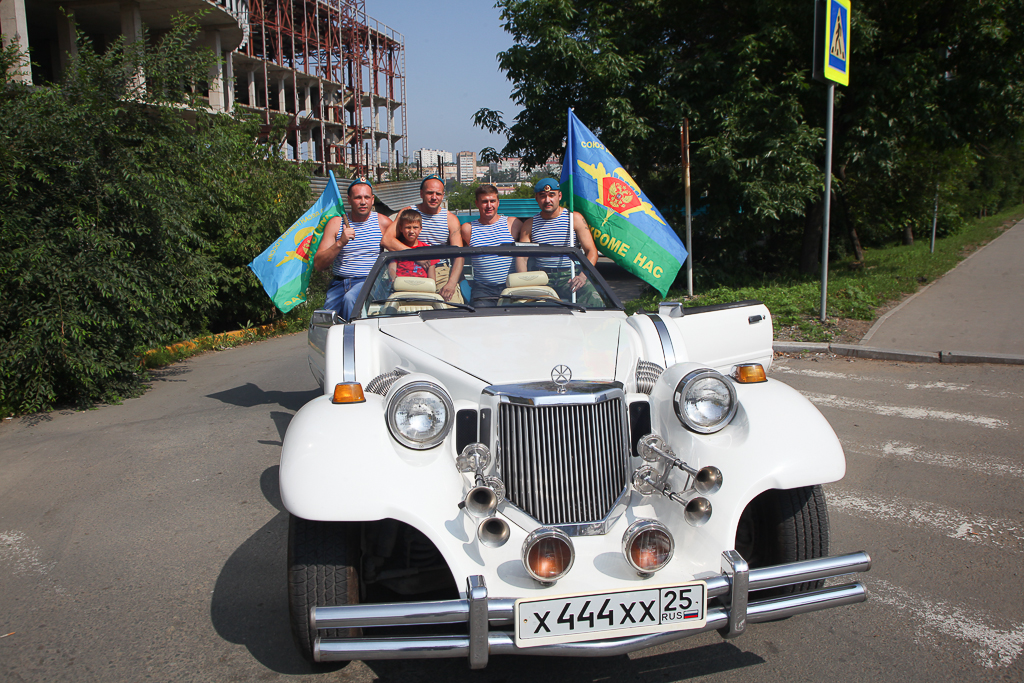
[673,369,738,434]
[386,381,454,449]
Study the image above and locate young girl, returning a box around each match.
[387,209,437,281]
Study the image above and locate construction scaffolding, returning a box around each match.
[233,0,406,178]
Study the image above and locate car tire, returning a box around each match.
[735,485,830,595]
[287,515,360,663]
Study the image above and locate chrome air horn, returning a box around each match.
[631,465,714,527]
[456,443,506,519]
[637,434,723,495]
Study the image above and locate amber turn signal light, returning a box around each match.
[734,363,767,383]
[331,382,366,404]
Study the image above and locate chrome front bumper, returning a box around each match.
[312,550,872,669]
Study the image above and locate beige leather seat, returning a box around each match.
[499,271,558,302]
[385,276,444,313]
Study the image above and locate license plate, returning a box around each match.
[514,581,707,647]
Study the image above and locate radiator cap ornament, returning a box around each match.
[551,364,572,393]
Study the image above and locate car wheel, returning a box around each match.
[287,515,360,662]
[734,485,830,595]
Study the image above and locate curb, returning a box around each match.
[144,321,287,358]
[773,341,1024,365]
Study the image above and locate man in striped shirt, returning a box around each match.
[382,176,465,303]
[460,184,524,306]
[518,178,603,307]
[313,179,393,319]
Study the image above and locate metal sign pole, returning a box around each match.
[681,119,693,296]
[820,82,835,322]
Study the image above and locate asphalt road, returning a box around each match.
[1,337,1021,682]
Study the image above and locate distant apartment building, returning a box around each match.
[456,151,476,184]
[413,148,453,172]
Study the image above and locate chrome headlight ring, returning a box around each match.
[673,368,738,434]
[386,380,455,449]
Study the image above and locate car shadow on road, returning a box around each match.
[359,639,763,682]
[209,507,335,675]
[206,382,319,412]
[260,464,284,512]
[212,466,766,678]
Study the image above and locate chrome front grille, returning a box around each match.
[496,397,630,525]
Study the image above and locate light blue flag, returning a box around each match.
[250,171,343,313]
[561,109,687,297]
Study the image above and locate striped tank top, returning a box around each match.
[414,207,452,246]
[529,209,575,269]
[469,217,514,285]
[332,212,382,278]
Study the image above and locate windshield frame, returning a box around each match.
[349,243,625,320]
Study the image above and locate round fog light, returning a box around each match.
[622,520,674,575]
[523,528,574,583]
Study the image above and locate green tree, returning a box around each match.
[479,0,1024,279]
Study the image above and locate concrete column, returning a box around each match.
[223,50,234,111]
[120,0,142,43]
[277,77,286,112]
[0,0,31,84]
[247,69,256,106]
[120,1,144,92]
[204,29,224,112]
[55,8,78,81]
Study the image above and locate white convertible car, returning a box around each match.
[282,243,870,668]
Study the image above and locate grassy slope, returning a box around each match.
[627,205,1024,342]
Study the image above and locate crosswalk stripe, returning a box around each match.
[827,489,1024,553]
[869,578,1024,669]
[771,364,1023,399]
[847,440,1024,480]
[804,392,1008,429]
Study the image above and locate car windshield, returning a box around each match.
[352,244,621,319]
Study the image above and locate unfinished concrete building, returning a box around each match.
[1,0,406,177]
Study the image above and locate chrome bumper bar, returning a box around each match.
[312,551,871,668]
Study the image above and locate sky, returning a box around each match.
[363,0,523,160]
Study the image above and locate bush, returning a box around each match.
[0,17,311,414]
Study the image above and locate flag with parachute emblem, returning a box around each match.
[561,109,687,297]
[249,170,343,313]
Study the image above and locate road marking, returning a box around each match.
[771,364,1022,399]
[804,392,1008,429]
[828,490,1024,552]
[0,530,65,595]
[0,530,55,577]
[847,440,1024,480]
[870,579,1024,669]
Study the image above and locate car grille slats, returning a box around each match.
[497,398,629,525]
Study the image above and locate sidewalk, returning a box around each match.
[777,217,1024,364]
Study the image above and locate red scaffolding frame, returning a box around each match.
[235,0,406,177]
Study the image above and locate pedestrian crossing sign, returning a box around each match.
[823,0,851,85]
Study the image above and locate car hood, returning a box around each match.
[379,314,624,385]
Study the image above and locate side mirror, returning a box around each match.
[658,302,684,318]
[311,309,342,328]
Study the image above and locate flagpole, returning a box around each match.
[681,120,693,297]
[567,108,577,303]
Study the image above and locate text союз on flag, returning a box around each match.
[560,109,687,297]
[250,170,343,313]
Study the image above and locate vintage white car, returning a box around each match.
[281,243,870,668]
